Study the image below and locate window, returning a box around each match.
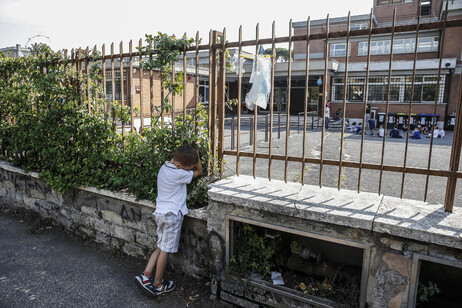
[420,1,432,15]
[404,75,445,103]
[377,0,389,5]
[392,0,402,3]
[393,38,415,53]
[329,43,351,57]
[358,37,439,55]
[359,40,394,56]
[199,80,209,103]
[331,75,445,103]
[330,44,345,57]
[418,37,439,52]
[349,85,364,102]
[329,43,350,57]
[106,69,127,101]
[350,23,368,30]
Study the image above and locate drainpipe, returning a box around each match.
[444,68,454,130]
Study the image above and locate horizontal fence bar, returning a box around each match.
[222,150,462,179]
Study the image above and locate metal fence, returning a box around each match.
[211,3,462,212]
[20,3,462,212]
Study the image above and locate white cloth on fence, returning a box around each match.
[245,55,271,111]
[230,54,246,76]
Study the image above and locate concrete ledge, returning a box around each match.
[208,175,462,250]
[0,161,40,178]
[208,175,382,231]
[374,196,462,250]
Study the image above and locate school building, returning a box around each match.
[226,0,462,129]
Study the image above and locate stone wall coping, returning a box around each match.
[208,175,462,250]
[0,161,206,221]
[0,161,40,179]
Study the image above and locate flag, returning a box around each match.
[258,45,265,55]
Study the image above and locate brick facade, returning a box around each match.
[290,0,462,128]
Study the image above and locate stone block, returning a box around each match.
[85,216,98,229]
[388,286,406,308]
[94,219,111,234]
[124,220,146,232]
[101,210,123,225]
[382,252,409,277]
[81,205,99,218]
[56,216,72,230]
[22,197,37,210]
[59,208,71,220]
[12,173,27,194]
[63,188,97,210]
[45,189,63,206]
[122,243,145,257]
[380,238,404,251]
[27,178,48,200]
[95,232,111,245]
[221,291,259,308]
[112,225,135,242]
[136,231,156,248]
[221,280,244,297]
[111,237,122,249]
[37,200,57,211]
[79,226,95,238]
[38,207,50,218]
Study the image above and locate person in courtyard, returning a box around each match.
[367,117,376,136]
[390,126,403,138]
[426,126,439,138]
[410,127,421,139]
[334,108,343,121]
[437,126,445,138]
[344,119,350,130]
[325,104,330,129]
[417,125,423,134]
[356,123,363,134]
[135,145,203,297]
[422,125,429,135]
[349,122,357,132]
[377,126,386,137]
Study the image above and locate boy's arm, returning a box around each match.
[193,159,203,179]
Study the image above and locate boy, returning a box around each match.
[135,145,203,297]
[410,127,421,139]
[367,117,375,136]
[390,126,403,138]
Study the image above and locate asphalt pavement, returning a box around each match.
[0,206,221,308]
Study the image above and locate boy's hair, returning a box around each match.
[173,145,199,167]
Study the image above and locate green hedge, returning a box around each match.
[0,44,214,207]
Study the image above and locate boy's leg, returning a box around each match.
[153,250,169,286]
[134,249,160,297]
[145,247,161,275]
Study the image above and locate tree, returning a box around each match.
[264,48,292,62]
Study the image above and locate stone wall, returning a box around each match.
[207,175,462,308]
[3,159,462,307]
[0,161,210,279]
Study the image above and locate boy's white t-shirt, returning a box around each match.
[155,161,194,216]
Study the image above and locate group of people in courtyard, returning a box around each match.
[343,120,445,140]
[325,103,446,140]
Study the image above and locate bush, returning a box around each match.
[0,40,214,207]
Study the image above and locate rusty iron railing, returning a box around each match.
[215,4,462,212]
